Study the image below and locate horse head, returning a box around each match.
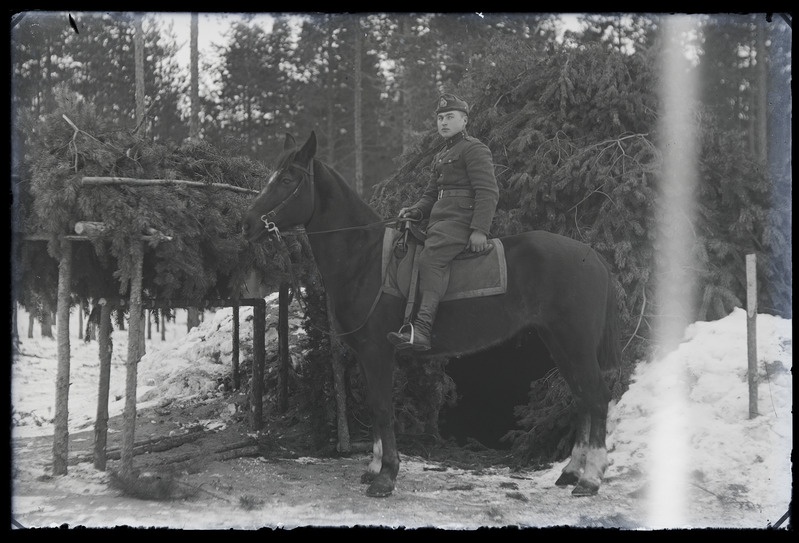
[242,132,318,242]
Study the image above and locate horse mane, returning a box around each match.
[312,158,381,223]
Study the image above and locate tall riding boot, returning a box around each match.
[387,291,440,351]
[387,291,439,351]
[410,291,440,351]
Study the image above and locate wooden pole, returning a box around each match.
[746,253,758,419]
[250,299,265,430]
[52,238,73,475]
[232,302,240,390]
[278,282,290,413]
[120,240,144,477]
[80,176,258,195]
[74,221,173,241]
[94,301,113,470]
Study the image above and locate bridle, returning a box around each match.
[259,160,315,240]
[257,159,398,240]
[251,158,402,338]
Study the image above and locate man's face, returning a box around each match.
[437,111,467,139]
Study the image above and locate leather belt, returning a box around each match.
[438,188,474,200]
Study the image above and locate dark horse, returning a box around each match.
[243,132,621,498]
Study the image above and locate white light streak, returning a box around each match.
[648,14,701,529]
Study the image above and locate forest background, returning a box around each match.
[9,12,792,459]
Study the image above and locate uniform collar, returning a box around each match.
[444,130,467,148]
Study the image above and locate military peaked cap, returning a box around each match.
[435,93,469,115]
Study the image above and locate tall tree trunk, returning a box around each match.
[187,307,201,331]
[134,13,145,137]
[52,239,73,475]
[325,35,336,166]
[94,302,113,471]
[139,309,146,358]
[755,17,768,166]
[147,309,152,340]
[189,13,200,140]
[353,18,364,196]
[28,312,34,338]
[12,304,19,351]
[78,304,84,340]
[398,16,414,154]
[40,311,53,338]
[161,308,167,341]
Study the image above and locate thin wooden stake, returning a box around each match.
[52,238,73,475]
[120,241,144,477]
[746,253,758,419]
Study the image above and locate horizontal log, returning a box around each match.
[81,176,259,195]
[141,298,267,309]
[74,221,107,235]
[69,427,206,465]
[24,233,168,242]
[73,221,173,241]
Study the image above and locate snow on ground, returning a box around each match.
[10,302,793,529]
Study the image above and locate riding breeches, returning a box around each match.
[417,221,472,296]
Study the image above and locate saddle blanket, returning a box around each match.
[381,227,507,302]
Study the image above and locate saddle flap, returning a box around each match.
[382,228,507,302]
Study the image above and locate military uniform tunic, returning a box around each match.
[407,131,499,295]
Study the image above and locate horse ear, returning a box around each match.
[283,133,296,151]
[295,131,317,165]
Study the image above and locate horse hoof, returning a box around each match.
[365,476,394,498]
[571,480,599,497]
[360,471,377,484]
[555,472,580,487]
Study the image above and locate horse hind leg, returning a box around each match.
[574,406,609,497]
[555,401,610,497]
[541,328,611,496]
[555,410,589,487]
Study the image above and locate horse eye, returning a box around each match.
[281,177,293,185]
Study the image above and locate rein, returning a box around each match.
[282,218,398,237]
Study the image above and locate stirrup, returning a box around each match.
[388,322,415,351]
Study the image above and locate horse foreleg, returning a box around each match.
[358,347,400,498]
[360,427,382,485]
[364,399,400,498]
[556,410,589,488]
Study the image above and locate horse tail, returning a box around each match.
[598,264,622,371]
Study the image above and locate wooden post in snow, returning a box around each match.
[278,282,290,413]
[52,238,73,475]
[746,253,758,419]
[250,299,265,430]
[94,300,113,470]
[232,301,240,390]
[120,241,144,477]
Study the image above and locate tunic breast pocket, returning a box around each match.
[458,199,475,210]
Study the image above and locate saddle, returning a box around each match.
[381,225,507,305]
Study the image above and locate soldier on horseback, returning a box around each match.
[387,93,499,351]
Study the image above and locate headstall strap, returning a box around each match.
[259,160,314,241]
